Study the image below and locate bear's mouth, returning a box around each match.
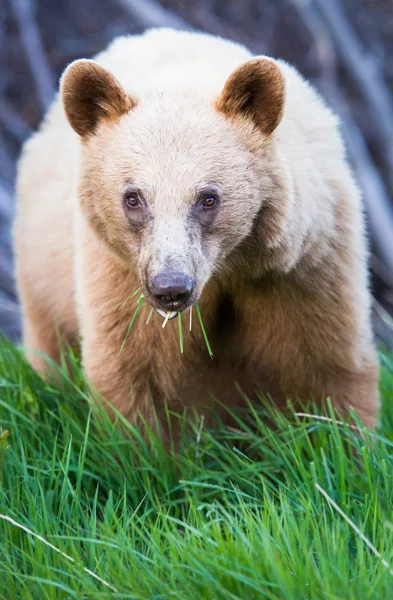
[155,309,178,321]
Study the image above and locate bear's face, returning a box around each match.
[79,104,268,314]
[62,57,285,315]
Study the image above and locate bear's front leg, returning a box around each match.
[321,364,379,430]
[81,296,176,444]
[75,224,152,422]
[236,272,380,429]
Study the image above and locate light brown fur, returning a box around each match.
[14,28,379,434]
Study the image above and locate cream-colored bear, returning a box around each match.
[14,28,379,432]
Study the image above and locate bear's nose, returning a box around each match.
[150,271,195,309]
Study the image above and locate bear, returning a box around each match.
[14,27,379,434]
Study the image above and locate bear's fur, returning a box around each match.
[14,28,379,431]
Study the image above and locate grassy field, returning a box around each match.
[1,337,393,599]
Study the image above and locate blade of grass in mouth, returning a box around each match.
[162,312,171,328]
[146,306,154,325]
[195,303,214,359]
[119,287,140,310]
[119,294,144,354]
[178,312,184,354]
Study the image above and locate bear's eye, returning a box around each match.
[195,185,221,220]
[202,196,217,209]
[124,193,141,209]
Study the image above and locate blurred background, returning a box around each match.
[1,0,393,345]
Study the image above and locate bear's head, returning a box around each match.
[60,55,286,318]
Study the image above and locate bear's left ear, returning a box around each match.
[216,57,285,135]
[60,59,135,138]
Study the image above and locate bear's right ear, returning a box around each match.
[60,59,135,137]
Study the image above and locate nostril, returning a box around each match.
[150,272,195,306]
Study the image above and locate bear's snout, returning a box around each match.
[149,271,195,311]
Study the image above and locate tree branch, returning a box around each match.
[290,0,393,275]
[314,0,393,194]
[10,0,54,112]
[0,102,32,143]
[0,134,15,184]
[114,0,191,31]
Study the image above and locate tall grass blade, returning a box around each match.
[178,312,184,354]
[146,307,154,325]
[195,303,213,359]
[119,294,144,354]
[315,483,393,575]
[119,287,140,311]
[0,514,118,591]
[162,312,171,329]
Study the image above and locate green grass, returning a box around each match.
[195,304,214,359]
[1,336,393,599]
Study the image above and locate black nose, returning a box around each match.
[150,271,195,308]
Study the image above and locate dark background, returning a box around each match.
[1,0,393,344]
